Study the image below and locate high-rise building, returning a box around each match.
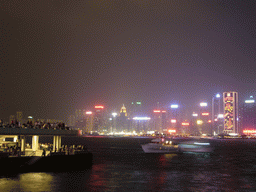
[129,101,142,117]
[67,115,76,127]
[75,109,86,121]
[212,94,222,135]
[152,110,163,133]
[93,105,105,132]
[118,104,128,132]
[240,96,256,133]
[85,111,94,133]
[223,91,238,134]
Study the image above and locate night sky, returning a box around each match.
[1,1,256,121]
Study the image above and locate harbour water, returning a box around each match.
[1,137,256,191]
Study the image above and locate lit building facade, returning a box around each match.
[240,96,256,134]
[93,105,105,132]
[152,110,162,133]
[85,111,94,133]
[75,109,86,121]
[212,94,222,135]
[117,104,128,132]
[223,91,238,134]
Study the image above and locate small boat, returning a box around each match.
[141,137,180,153]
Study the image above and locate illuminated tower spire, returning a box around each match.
[120,104,127,116]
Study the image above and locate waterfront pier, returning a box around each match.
[0,127,82,156]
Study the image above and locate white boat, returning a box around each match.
[141,137,213,153]
[141,138,180,153]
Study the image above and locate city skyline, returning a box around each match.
[3,91,256,122]
[2,1,256,122]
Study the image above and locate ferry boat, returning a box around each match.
[141,137,213,153]
[141,138,180,153]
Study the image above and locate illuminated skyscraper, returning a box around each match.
[120,104,127,116]
[118,104,128,132]
[94,105,105,132]
[85,111,94,133]
[75,109,86,120]
[240,96,256,133]
[223,91,238,134]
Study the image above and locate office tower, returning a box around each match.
[240,96,256,134]
[223,91,238,134]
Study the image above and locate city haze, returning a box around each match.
[1,1,256,121]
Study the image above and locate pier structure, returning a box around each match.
[0,127,81,155]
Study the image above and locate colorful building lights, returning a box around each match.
[133,117,151,120]
[95,106,104,109]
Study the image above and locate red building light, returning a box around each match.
[243,129,256,135]
[95,106,104,109]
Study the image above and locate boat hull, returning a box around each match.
[141,143,180,154]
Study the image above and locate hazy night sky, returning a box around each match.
[1,1,256,121]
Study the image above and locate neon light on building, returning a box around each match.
[168,129,176,133]
[245,100,255,103]
[182,122,189,126]
[153,110,161,113]
[200,102,207,107]
[171,104,179,108]
[95,106,104,109]
[133,117,151,120]
[197,120,203,125]
[202,112,209,116]
[243,129,256,135]
[86,111,92,115]
[171,119,176,123]
[223,92,238,134]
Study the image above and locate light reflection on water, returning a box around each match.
[0,138,256,191]
[0,172,55,192]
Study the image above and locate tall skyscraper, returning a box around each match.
[94,105,104,132]
[118,104,128,132]
[85,111,94,133]
[223,91,238,134]
[240,96,256,133]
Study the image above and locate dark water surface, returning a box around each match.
[1,137,256,191]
